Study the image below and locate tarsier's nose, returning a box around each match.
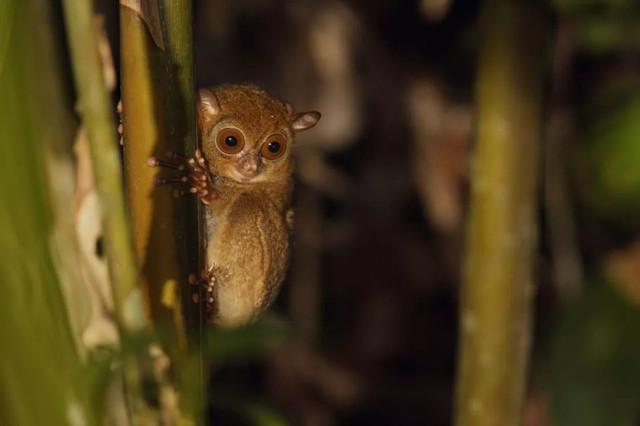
[237,152,260,178]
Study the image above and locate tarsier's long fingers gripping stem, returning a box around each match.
[138,84,320,326]
[148,149,218,205]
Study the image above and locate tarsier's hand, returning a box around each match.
[117,101,216,203]
[147,149,219,205]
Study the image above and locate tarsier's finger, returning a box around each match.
[147,156,185,170]
[147,156,161,167]
[155,175,188,185]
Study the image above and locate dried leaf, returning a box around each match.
[407,76,471,233]
[73,128,119,349]
[120,0,165,50]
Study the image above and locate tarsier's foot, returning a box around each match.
[147,149,219,205]
[188,267,216,321]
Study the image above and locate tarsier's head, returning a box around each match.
[198,84,320,184]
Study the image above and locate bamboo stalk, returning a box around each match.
[62,0,146,335]
[120,0,201,342]
[454,2,546,425]
[161,0,203,339]
[120,0,204,421]
[61,1,168,424]
[161,1,207,417]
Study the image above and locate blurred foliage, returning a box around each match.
[0,1,98,424]
[207,318,291,425]
[576,90,640,228]
[243,402,289,426]
[547,281,640,426]
[209,398,289,426]
[206,318,290,366]
[553,0,640,52]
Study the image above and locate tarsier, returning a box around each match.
[148,85,321,327]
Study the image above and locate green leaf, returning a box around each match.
[206,317,291,365]
[244,402,289,426]
[0,1,94,424]
[576,91,640,227]
[547,282,640,426]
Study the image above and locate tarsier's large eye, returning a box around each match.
[260,133,287,160]
[216,128,245,154]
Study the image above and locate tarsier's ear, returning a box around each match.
[291,111,321,132]
[198,88,221,126]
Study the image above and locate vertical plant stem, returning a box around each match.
[545,22,582,301]
[61,0,163,424]
[62,0,146,334]
[162,0,202,337]
[120,0,203,421]
[454,2,546,425]
[162,0,207,417]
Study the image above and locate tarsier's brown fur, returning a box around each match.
[197,84,320,326]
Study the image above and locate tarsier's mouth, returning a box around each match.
[229,167,262,184]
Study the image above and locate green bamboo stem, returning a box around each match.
[161,1,207,418]
[62,0,147,335]
[120,0,201,340]
[120,1,203,421]
[161,0,203,339]
[61,1,162,424]
[454,2,545,425]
